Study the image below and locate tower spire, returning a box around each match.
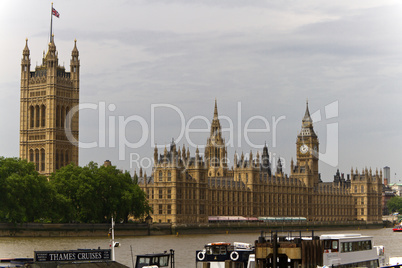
[300,99,315,135]
[303,99,312,123]
[205,99,227,176]
[214,98,218,119]
[23,38,29,55]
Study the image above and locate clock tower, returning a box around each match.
[204,100,228,177]
[296,101,319,187]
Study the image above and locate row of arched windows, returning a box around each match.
[29,105,70,128]
[56,105,70,128]
[29,148,45,172]
[55,149,70,170]
[29,149,71,172]
[30,105,46,128]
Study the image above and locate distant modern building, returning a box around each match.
[19,37,80,175]
[384,166,391,185]
[139,101,383,224]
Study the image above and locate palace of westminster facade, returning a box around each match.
[19,38,382,224]
[139,101,383,224]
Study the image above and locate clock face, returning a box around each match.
[300,144,309,154]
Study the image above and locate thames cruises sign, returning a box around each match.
[34,249,111,262]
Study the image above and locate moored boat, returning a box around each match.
[195,241,255,268]
[253,230,385,268]
[321,233,383,267]
[0,258,34,268]
[392,222,402,232]
[134,250,175,268]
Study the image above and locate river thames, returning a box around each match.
[0,228,400,267]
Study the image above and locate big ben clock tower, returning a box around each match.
[296,101,319,187]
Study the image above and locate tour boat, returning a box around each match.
[320,234,385,267]
[135,250,175,268]
[0,258,33,268]
[195,242,255,268]
[253,231,386,268]
[392,222,402,232]
[392,225,402,232]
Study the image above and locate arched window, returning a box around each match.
[61,106,65,128]
[56,105,60,127]
[29,149,34,162]
[65,107,70,128]
[35,149,39,171]
[214,147,219,167]
[35,105,40,127]
[41,105,46,127]
[30,106,34,128]
[41,149,45,171]
[60,152,64,168]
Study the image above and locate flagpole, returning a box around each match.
[50,2,53,43]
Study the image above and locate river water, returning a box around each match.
[0,228,400,267]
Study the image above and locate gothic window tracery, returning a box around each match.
[56,105,60,127]
[41,149,45,171]
[30,106,34,128]
[35,149,39,171]
[41,105,46,127]
[35,105,40,127]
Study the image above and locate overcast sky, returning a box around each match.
[1,0,401,182]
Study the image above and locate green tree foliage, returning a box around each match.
[0,157,150,223]
[49,162,150,223]
[0,157,54,223]
[387,196,402,214]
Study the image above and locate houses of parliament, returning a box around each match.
[19,37,79,176]
[18,38,382,225]
[139,101,383,224]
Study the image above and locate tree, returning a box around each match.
[0,157,150,223]
[0,157,55,223]
[387,196,402,214]
[49,162,150,223]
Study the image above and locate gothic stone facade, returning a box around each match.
[139,101,382,224]
[20,37,79,176]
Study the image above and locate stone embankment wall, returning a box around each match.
[0,221,385,237]
[0,223,171,237]
[173,220,385,235]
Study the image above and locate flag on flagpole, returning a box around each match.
[52,7,60,18]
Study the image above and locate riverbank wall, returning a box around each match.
[0,223,168,237]
[0,221,387,237]
[173,221,386,235]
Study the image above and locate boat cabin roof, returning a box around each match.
[320,234,372,241]
[136,252,171,258]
